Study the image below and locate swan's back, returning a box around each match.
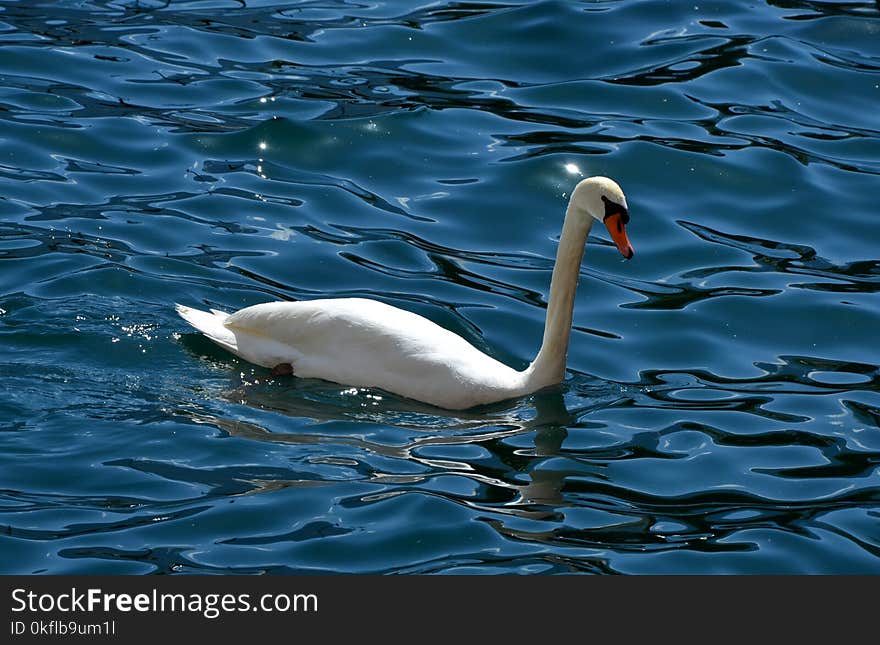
[185,298,528,409]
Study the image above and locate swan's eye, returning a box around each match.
[601,195,629,225]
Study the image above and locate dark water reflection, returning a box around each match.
[0,0,878,574]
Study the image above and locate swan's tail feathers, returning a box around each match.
[175,304,239,354]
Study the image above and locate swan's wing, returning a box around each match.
[225,298,473,351]
[224,298,508,375]
[184,298,526,409]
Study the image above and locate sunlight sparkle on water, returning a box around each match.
[564,163,582,175]
[258,141,267,150]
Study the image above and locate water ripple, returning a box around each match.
[680,220,880,293]
[0,0,878,575]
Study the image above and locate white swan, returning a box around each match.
[177,176,634,410]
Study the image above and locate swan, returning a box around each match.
[177,176,634,410]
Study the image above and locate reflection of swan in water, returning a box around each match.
[174,361,590,511]
[177,177,633,410]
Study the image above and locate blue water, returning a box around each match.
[1,0,879,574]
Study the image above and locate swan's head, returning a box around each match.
[571,176,634,259]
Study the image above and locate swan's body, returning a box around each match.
[177,177,634,410]
[178,298,532,409]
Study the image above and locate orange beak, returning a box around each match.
[603,212,634,259]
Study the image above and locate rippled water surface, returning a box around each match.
[2,0,879,574]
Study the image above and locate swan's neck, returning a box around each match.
[526,201,593,389]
